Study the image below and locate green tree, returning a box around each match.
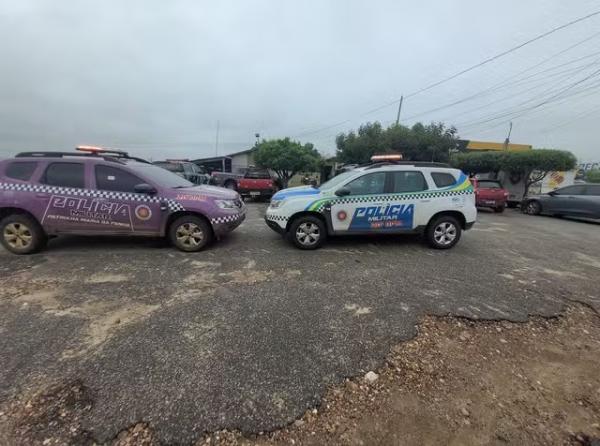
[254,137,322,188]
[452,149,577,196]
[586,169,600,183]
[335,121,461,164]
[335,122,386,164]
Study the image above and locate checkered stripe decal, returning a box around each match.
[0,182,185,212]
[265,214,288,222]
[312,188,473,212]
[211,213,244,225]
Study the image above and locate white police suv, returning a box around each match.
[265,157,476,250]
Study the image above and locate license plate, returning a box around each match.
[250,191,260,196]
[483,200,495,205]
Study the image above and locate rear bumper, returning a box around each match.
[239,188,275,197]
[476,199,506,207]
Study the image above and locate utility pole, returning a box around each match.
[503,121,513,151]
[215,120,220,156]
[395,95,404,125]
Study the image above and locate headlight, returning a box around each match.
[215,199,237,209]
[269,199,283,208]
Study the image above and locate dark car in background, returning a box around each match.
[153,160,210,185]
[522,184,600,219]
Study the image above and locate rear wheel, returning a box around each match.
[168,215,212,252]
[426,215,462,249]
[523,200,542,215]
[288,215,326,250]
[0,214,47,254]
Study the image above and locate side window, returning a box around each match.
[431,172,456,188]
[345,172,386,195]
[95,165,144,193]
[585,185,600,196]
[5,161,37,181]
[42,163,85,188]
[556,185,585,195]
[391,171,428,193]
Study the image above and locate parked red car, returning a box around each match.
[472,178,509,213]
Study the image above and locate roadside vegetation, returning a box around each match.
[452,149,577,196]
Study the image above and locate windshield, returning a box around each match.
[319,170,357,190]
[128,163,193,188]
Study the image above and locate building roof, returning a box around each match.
[226,148,255,157]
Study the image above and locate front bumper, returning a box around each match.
[265,216,286,234]
[212,211,246,236]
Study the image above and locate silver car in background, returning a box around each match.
[522,184,600,219]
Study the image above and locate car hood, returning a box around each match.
[171,185,239,200]
[272,185,322,200]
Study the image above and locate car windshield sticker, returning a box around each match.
[349,203,414,230]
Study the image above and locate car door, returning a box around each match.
[93,164,163,234]
[331,171,403,233]
[546,185,587,215]
[581,184,600,218]
[38,161,90,233]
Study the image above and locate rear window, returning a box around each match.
[478,180,502,189]
[42,163,85,188]
[245,169,271,179]
[5,161,37,181]
[431,172,456,188]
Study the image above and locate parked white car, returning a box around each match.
[265,158,476,250]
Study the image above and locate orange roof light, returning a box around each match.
[371,154,403,161]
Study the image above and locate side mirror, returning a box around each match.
[134,183,157,195]
[335,187,351,197]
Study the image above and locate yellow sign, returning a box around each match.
[465,140,532,152]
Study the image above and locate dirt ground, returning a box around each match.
[2,305,599,446]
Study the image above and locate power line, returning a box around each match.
[455,58,600,128]
[291,10,600,139]
[403,11,600,99]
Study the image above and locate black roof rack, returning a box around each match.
[363,161,451,170]
[15,151,150,164]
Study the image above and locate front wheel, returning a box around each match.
[168,215,212,252]
[426,216,462,249]
[523,200,542,215]
[288,215,326,250]
[0,214,47,254]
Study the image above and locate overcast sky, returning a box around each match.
[1,0,599,161]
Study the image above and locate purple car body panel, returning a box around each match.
[0,157,246,239]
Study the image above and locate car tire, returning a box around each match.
[168,215,212,252]
[0,214,47,255]
[288,215,326,250]
[523,200,542,215]
[493,206,505,213]
[426,215,462,249]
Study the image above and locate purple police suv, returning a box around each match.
[0,147,246,254]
